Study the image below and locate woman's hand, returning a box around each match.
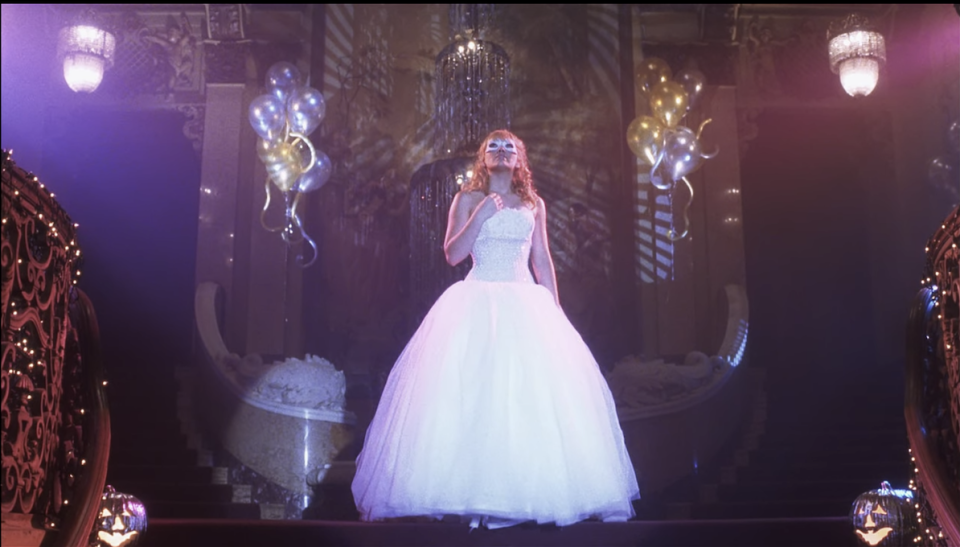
[444,191,501,266]
[475,192,504,221]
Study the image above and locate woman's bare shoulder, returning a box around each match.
[534,195,546,212]
[454,190,485,208]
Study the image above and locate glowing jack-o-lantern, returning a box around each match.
[849,481,918,546]
[93,485,148,547]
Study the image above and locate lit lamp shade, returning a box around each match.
[828,28,886,97]
[57,24,116,93]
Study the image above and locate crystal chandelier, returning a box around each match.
[827,14,886,98]
[435,4,510,155]
[56,9,115,93]
[409,5,511,326]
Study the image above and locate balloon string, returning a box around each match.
[291,191,302,222]
[284,191,318,267]
[260,180,283,232]
[667,176,694,241]
[282,192,305,244]
[277,191,317,267]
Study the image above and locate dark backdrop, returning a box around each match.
[740,107,897,417]
[43,109,201,377]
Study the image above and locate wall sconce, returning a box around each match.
[56,8,115,93]
[827,13,886,98]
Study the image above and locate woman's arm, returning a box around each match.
[443,191,501,266]
[530,196,560,307]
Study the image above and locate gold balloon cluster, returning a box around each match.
[248,61,333,267]
[627,58,718,241]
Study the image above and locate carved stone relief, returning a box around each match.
[204,42,251,85]
[738,15,837,104]
[56,7,210,159]
[176,105,206,156]
[100,9,205,100]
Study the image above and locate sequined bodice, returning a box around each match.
[466,207,536,283]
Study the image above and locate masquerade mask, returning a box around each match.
[485,138,517,157]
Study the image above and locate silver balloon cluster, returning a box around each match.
[626,58,718,241]
[248,62,332,267]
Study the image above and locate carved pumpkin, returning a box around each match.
[849,481,918,546]
[94,485,148,547]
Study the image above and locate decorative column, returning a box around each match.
[195,35,257,355]
[198,6,315,359]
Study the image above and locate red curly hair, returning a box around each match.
[461,129,538,206]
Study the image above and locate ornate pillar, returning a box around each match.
[198,6,316,359]
[195,38,256,355]
[631,5,744,358]
[698,86,747,349]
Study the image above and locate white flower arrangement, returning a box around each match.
[606,351,727,408]
[220,353,347,412]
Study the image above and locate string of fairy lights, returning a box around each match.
[1,148,107,518]
[907,447,949,545]
[906,206,958,546]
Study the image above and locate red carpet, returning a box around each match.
[138,516,854,547]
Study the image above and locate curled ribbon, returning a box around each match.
[270,191,317,267]
[290,207,318,268]
[261,181,283,232]
[697,119,719,159]
[289,132,317,171]
[649,150,671,191]
[259,132,320,267]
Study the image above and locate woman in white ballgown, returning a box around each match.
[351,130,640,529]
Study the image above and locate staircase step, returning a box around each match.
[763,412,905,425]
[760,424,906,437]
[112,427,189,445]
[143,500,262,519]
[758,431,908,448]
[734,462,909,483]
[303,486,362,521]
[107,464,220,484]
[108,397,179,412]
[680,499,853,519]
[107,375,180,391]
[761,424,906,437]
[111,415,183,427]
[750,445,909,464]
[714,480,888,504]
[107,481,241,504]
[110,446,199,467]
[764,403,902,416]
[138,517,855,547]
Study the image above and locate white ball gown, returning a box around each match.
[351,205,640,528]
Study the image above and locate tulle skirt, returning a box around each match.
[352,279,640,526]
